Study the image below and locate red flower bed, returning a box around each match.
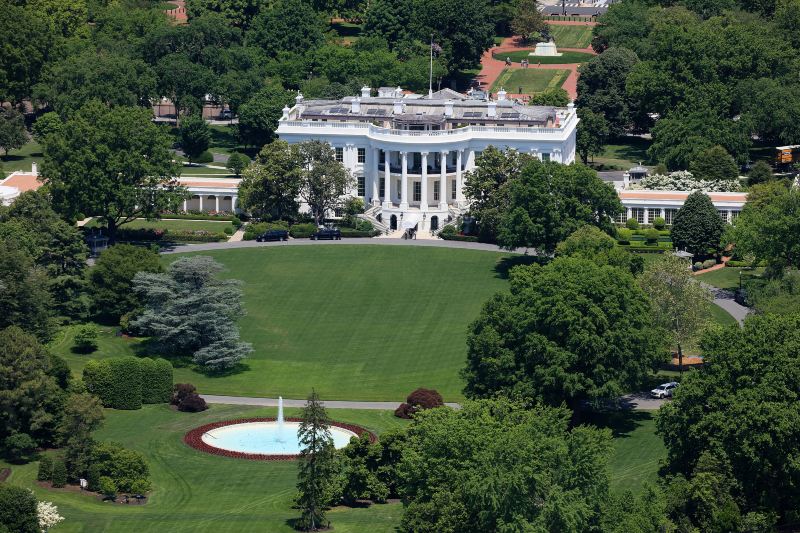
[183,417,376,461]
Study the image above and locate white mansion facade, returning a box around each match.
[276,86,578,232]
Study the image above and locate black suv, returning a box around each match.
[256,229,289,242]
[311,228,341,240]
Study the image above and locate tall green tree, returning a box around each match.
[555,225,644,275]
[670,191,724,257]
[397,399,614,531]
[729,181,800,272]
[658,313,800,524]
[0,484,39,533]
[638,254,712,372]
[0,326,65,448]
[746,160,773,186]
[236,83,293,149]
[247,0,326,57]
[296,141,355,226]
[238,140,302,220]
[528,87,569,107]
[186,0,268,29]
[463,257,664,410]
[41,102,184,243]
[689,144,739,181]
[296,390,338,531]
[576,107,610,164]
[89,243,163,323]
[155,53,217,118]
[0,107,27,158]
[414,0,495,71]
[0,239,55,341]
[511,0,547,43]
[179,114,211,165]
[576,47,639,136]
[59,392,104,479]
[132,256,252,371]
[363,0,413,48]
[0,2,56,104]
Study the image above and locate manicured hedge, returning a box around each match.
[340,228,380,238]
[162,213,237,221]
[115,227,228,243]
[726,260,767,268]
[439,233,479,242]
[289,223,317,238]
[84,357,173,410]
[623,246,667,254]
[243,221,289,241]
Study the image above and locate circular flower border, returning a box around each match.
[184,417,376,461]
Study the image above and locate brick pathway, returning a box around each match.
[165,0,188,24]
[476,35,597,101]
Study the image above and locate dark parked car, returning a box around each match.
[256,229,288,242]
[311,228,341,240]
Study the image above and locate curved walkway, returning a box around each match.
[202,394,663,411]
[161,237,527,254]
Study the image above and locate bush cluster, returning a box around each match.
[439,232,480,242]
[162,213,237,221]
[289,223,317,238]
[626,218,640,230]
[83,356,173,410]
[73,324,99,353]
[395,388,444,419]
[114,228,228,243]
[87,442,151,494]
[340,228,380,238]
[726,260,767,268]
[243,220,289,240]
[4,433,37,463]
[192,150,214,164]
[171,383,208,412]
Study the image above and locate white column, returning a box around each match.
[383,150,391,208]
[371,147,380,205]
[439,151,448,209]
[400,152,409,209]
[456,150,464,204]
[199,195,204,211]
[215,196,220,212]
[421,152,429,213]
[466,149,476,171]
[231,196,237,213]
[183,199,187,212]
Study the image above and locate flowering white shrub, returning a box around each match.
[635,171,742,192]
[37,501,64,532]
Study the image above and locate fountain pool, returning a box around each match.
[200,421,358,455]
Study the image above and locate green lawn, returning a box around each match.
[54,246,512,401]
[695,267,765,291]
[587,410,666,493]
[708,302,737,327]
[2,140,42,176]
[491,68,570,94]
[495,50,594,64]
[85,218,234,233]
[548,24,594,48]
[2,404,407,533]
[592,137,653,171]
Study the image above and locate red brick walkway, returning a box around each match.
[477,27,597,101]
[165,0,188,24]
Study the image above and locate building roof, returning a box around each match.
[618,190,747,202]
[1,172,43,193]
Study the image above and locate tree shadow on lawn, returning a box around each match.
[493,255,548,279]
[582,409,653,439]
[2,151,44,163]
[609,136,652,164]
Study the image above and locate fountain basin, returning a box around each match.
[184,417,375,460]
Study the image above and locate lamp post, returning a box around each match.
[739,270,743,291]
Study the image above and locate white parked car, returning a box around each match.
[650,382,679,399]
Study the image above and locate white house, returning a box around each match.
[276,86,579,232]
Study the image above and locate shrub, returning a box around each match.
[130,479,151,495]
[626,218,640,230]
[108,357,143,410]
[0,484,38,533]
[4,433,38,463]
[139,358,173,404]
[644,228,660,245]
[616,228,632,244]
[73,324,99,353]
[439,225,457,236]
[231,216,243,228]
[224,226,234,235]
[99,476,117,499]
[243,221,289,240]
[47,353,71,389]
[340,228,379,238]
[653,216,666,230]
[194,150,213,164]
[226,152,250,177]
[171,383,197,405]
[395,388,444,418]
[693,261,703,271]
[439,233,479,242]
[394,403,413,419]
[37,455,53,481]
[83,359,114,406]
[91,442,150,493]
[84,357,173,409]
[289,223,317,238]
[178,393,208,412]
[726,260,767,268]
[51,459,67,487]
[703,259,717,269]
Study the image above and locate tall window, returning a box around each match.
[335,147,343,162]
[541,153,551,162]
[451,179,457,200]
[632,208,645,224]
[718,210,729,223]
[647,208,661,223]
[664,208,678,225]
[357,176,365,197]
[357,148,365,163]
[433,181,440,201]
[730,210,740,222]
[413,182,421,202]
[396,180,401,200]
[379,179,385,198]
[616,211,627,224]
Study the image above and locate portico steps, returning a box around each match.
[358,205,389,234]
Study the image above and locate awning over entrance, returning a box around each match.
[401,213,421,230]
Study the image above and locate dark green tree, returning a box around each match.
[179,114,211,165]
[0,239,55,341]
[576,107,610,164]
[0,326,65,448]
[657,313,800,524]
[0,3,55,104]
[670,191,725,257]
[40,102,184,243]
[186,0,268,29]
[226,152,250,177]
[746,160,773,186]
[528,87,569,107]
[236,83,293,149]
[555,225,644,275]
[31,112,63,144]
[155,53,217,118]
[511,0,547,43]
[59,392,104,479]
[576,47,639,136]
[414,0,495,71]
[363,0,413,48]
[0,484,39,533]
[247,0,326,57]
[296,390,338,531]
[339,433,389,505]
[238,140,301,219]
[89,243,163,323]
[0,107,26,158]
[295,141,355,226]
[463,257,664,410]
[689,144,739,181]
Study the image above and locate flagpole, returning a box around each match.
[429,34,434,97]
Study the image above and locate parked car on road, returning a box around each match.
[311,228,341,240]
[256,229,288,242]
[650,382,679,399]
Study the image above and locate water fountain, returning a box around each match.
[274,396,285,442]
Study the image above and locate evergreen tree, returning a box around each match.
[689,144,739,181]
[179,114,211,165]
[132,256,252,371]
[670,191,725,257]
[746,160,773,186]
[296,390,337,531]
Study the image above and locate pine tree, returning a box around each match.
[671,191,725,257]
[295,390,337,531]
